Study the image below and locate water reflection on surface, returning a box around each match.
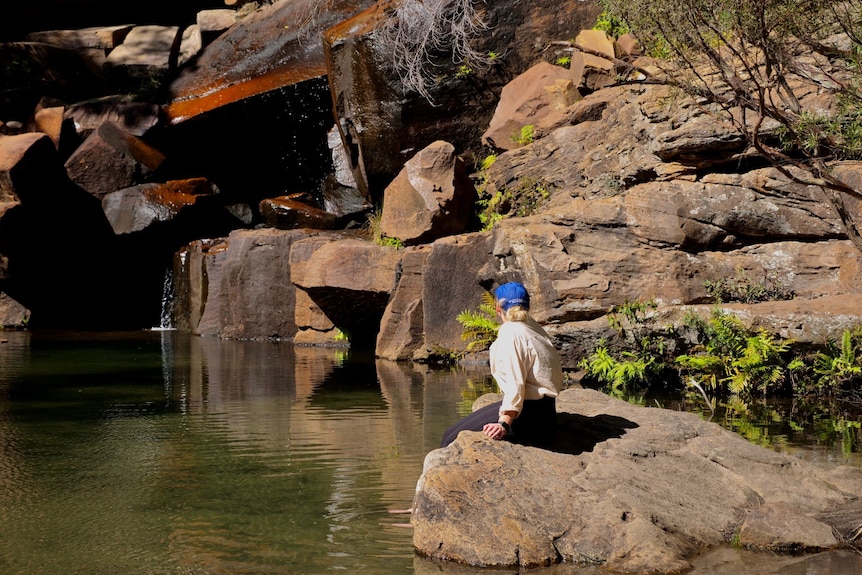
[0,330,860,575]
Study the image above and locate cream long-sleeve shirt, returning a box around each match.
[490,316,562,419]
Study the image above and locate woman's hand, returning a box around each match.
[482,422,508,440]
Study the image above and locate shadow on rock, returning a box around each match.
[549,412,639,456]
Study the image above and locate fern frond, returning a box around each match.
[456,292,500,351]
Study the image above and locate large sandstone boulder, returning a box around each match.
[172,228,400,345]
[101,177,224,235]
[375,231,497,361]
[64,97,161,140]
[260,196,338,231]
[379,140,476,246]
[412,388,862,573]
[64,121,166,199]
[323,0,603,196]
[103,25,184,90]
[481,62,577,152]
[375,246,430,361]
[289,232,401,346]
[0,291,30,327]
[165,0,377,123]
[213,228,306,340]
[172,238,229,336]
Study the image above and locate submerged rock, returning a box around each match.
[412,388,862,573]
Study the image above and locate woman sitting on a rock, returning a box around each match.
[441,282,562,448]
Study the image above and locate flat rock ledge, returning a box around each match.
[412,388,862,574]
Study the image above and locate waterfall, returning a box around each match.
[155,267,176,331]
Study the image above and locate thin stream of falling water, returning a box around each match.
[155,267,175,332]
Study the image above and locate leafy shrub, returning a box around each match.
[704,267,795,304]
[475,174,552,230]
[593,9,630,38]
[363,209,403,248]
[814,329,862,384]
[511,124,535,146]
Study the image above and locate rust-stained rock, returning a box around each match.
[64,121,166,199]
[322,0,403,198]
[260,196,338,230]
[379,140,476,245]
[101,177,219,234]
[165,0,376,124]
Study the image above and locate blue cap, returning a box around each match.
[494,282,530,311]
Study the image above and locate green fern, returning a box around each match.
[578,344,655,396]
[456,292,500,351]
[511,124,535,146]
[677,307,796,398]
[579,298,675,396]
[727,330,792,395]
[813,329,862,386]
[579,345,618,383]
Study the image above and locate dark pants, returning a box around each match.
[440,396,557,448]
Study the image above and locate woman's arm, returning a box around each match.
[482,410,518,439]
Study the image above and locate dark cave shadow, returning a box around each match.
[547,412,639,456]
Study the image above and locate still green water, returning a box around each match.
[0,330,860,575]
